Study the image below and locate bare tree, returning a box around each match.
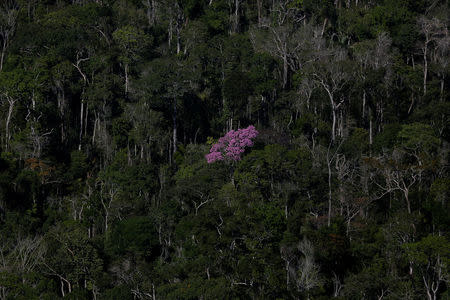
[72,50,90,151]
[417,16,448,96]
[99,180,118,234]
[334,153,370,236]
[1,91,18,151]
[192,192,213,216]
[296,239,322,296]
[10,236,45,276]
[421,251,448,300]
[255,0,264,27]
[161,0,186,55]
[228,0,243,34]
[369,150,424,214]
[250,0,306,89]
[353,32,392,144]
[0,0,18,72]
[142,0,158,26]
[312,49,351,142]
[432,28,449,102]
[326,141,343,226]
[0,235,45,298]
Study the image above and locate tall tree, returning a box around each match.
[0,0,18,72]
[311,49,352,142]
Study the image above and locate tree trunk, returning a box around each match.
[5,98,15,151]
[79,99,84,151]
[362,90,366,119]
[92,112,99,145]
[331,106,337,142]
[101,189,112,234]
[0,39,6,72]
[327,149,333,227]
[424,278,433,300]
[124,63,129,94]
[168,20,173,48]
[286,260,289,288]
[282,52,288,89]
[321,18,328,37]
[60,279,65,297]
[176,26,181,54]
[423,43,428,95]
[172,98,177,156]
[256,0,262,27]
[369,108,373,145]
[144,0,156,26]
[233,0,240,33]
[404,189,411,214]
[84,102,88,137]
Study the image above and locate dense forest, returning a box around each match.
[0,0,449,299]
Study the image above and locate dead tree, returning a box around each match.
[417,16,448,96]
[0,0,18,72]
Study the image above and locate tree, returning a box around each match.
[311,49,352,142]
[250,0,307,89]
[403,235,450,300]
[352,32,392,144]
[0,1,447,299]
[142,0,158,26]
[0,67,33,151]
[136,57,196,158]
[325,141,342,226]
[296,238,322,296]
[417,16,447,96]
[205,125,258,163]
[0,0,18,72]
[369,150,422,214]
[43,222,102,298]
[368,123,439,214]
[396,122,440,166]
[0,234,46,299]
[228,0,243,34]
[112,25,151,94]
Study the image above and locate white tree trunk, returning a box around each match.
[125,63,129,94]
[79,100,84,150]
[423,44,428,95]
[0,40,6,72]
[331,105,337,142]
[5,97,16,150]
[327,149,333,227]
[172,98,177,155]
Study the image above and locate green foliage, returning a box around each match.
[342,128,369,156]
[101,285,134,300]
[0,0,448,298]
[113,25,152,63]
[223,70,251,118]
[404,235,450,267]
[67,150,88,180]
[372,123,402,152]
[44,221,103,295]
[202,1,229,34]
[106,216,159,258]
[397,122,440,154]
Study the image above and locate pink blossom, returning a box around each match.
[205,151,224,163]
[206,125,258,163]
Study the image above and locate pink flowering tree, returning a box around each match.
[206,125,259,163]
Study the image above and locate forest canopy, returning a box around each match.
[0,0,449,299]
